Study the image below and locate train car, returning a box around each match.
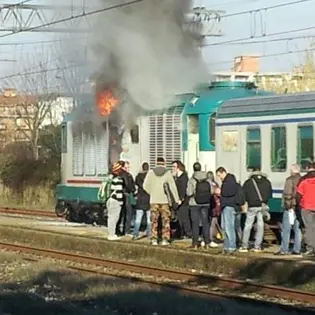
[55,81,271,223]
[182,81,271,175]
[215,91,315,220]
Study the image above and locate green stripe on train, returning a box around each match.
[56,185,100,203]
[56,185,283,213]
[56,185,136,205]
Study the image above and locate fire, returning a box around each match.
[96,89,119,116]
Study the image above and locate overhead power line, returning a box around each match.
[203,25,315,47]
[0,37,86,46]
[0,0,33,9]
[208,46,315,66]
[0,0,146,39]
[219,0,313,19]
[3,45,315,79]
[207,34,315,46]
[0,64,85,81]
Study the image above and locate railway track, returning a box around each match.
[0,207,56,218]
[0,241,314,309]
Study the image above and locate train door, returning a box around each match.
[186,115,200,176]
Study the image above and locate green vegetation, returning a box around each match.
[0,125,60,209]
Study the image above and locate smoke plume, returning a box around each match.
[91,0,209,120]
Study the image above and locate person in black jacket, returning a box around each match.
[216,166,238,253]
[116,160,136,236]
[239,168,272,252]
[172,160,192,238]
[133,162,151,240]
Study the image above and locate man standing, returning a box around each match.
[172,160,192,239]
[216,167,238,253]
[117,160,136,236]
[133,162,151,240]
[105,162,125,241]
[143,157,180,246]
[186,162,211,249]
[296,162,315,257]
[239,168,272,253]
[275,164,302,255]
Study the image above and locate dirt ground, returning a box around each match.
[0,250,313,315]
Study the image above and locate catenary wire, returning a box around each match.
[218,0,313,19]
[206,34,315,46]
[203,25,315,46]
[2,45,314,81]
[208,46,315,66]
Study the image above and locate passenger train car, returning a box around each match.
[215,91,315,219]
[183,81,270,175]
[55,81,270,222]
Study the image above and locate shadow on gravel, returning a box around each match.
[0,269,313,315]
[235,258,315,288]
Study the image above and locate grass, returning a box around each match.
[0,225,315,293]
[0,184,54,210]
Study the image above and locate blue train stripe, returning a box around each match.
[216,116,315,127]
[273,189,283,194]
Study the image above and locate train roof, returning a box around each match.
[62,93,194,123]
[217,91,315,119]
[184,81,272,115]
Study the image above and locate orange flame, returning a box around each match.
[96,89,119,116]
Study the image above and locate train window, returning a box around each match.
[188,115,199,134]
[246,128,261,171]
[61,124,67,153]
[208,113,216,146]
[130,125,139,144]
[297,125,314,170]
[271,126,287,172]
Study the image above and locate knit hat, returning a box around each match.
[112,162,122,174]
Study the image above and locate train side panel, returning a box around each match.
[216,92,315,215]
[57,120,110,206]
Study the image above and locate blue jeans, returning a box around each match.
[280,210,302,253]
[133,209,151,238]
[242,207,264,249]
[221,206,236,251]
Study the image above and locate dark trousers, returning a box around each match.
[301,209,315,252]
[116,194,133,235]
[178,204,192,237]
[235,213,243,246]
[190,205,210,246]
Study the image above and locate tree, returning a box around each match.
[2,58,70,159]
[256,41,315,94]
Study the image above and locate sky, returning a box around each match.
[0,0,314,88]
[198,0,315,72]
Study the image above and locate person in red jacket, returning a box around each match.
[296,162,315,257]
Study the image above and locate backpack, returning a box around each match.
[97,174,114,203]
[193,177,211,204]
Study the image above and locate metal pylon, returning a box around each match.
[0,4,92,32]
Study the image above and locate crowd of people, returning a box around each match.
[98,158,315,257]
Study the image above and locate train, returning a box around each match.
[55,81,271,223]
[215,91,315,221]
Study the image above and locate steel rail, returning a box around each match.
[0,241,314,305]
[0,207,55,218]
